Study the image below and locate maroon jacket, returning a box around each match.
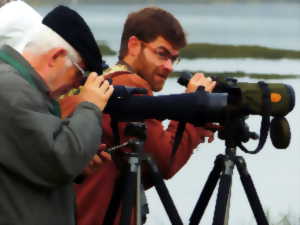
[60,72,208,225]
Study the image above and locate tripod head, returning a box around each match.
[125,122,147,142]
[218,117,259,154]
[105,122,147,154]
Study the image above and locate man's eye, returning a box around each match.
[157,51,168,58]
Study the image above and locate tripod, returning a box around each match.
[104,122,184,225]
[189,117,270,225]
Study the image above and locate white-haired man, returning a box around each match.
[0,5,113,225]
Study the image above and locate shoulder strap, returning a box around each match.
[238,81,271,154]
[105,69,132,145]
[105,70,132,78]
[171,122,186,158]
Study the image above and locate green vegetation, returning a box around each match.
[98,42,300,60]
[98,42,300,79]
[98,41,300,79]
[170,71,300,80]
[180,43,300,59]
[97,41,116,55]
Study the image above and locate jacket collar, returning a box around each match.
[0,45,50,96]
[0,45,60,117]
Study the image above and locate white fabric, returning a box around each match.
[0,1,42,52]
[0,0,14,8]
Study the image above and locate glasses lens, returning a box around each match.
[173,56,180,65]
[155,48,180,65]
[73,62,85,76]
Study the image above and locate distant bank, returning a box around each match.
[171,71,300,80]
[99,42,300,60]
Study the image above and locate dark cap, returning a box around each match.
[42,5,103,74]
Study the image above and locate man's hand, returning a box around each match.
[82,144,112,176]
[78,73,114,111]
[186,73,216,93]
[197,123,222,143]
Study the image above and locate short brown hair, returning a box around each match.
[119,6,187,59]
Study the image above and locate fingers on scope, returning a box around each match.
[84,72,98,85]
[85,73,114,95]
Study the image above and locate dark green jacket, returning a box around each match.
[0,45,103,225]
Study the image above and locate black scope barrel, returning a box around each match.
[104,85,228,125]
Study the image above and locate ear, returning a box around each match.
[127,36,142,57]
[48,48,68,67]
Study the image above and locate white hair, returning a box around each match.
[23,24,81,66]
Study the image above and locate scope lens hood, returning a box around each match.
[285,84,295,114]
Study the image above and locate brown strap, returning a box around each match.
[105,71,132,80]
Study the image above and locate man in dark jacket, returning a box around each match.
[0,6,113,225]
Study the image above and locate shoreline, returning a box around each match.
[98,42,300,60]
[171,71,300,80]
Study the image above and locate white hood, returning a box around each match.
[0,1,42,52]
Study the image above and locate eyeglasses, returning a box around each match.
[69,57,89,78]
[142,42,181,65]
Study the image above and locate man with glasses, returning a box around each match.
[60,6,216,225]
[0,6,113,225]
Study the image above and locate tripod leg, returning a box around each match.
[145,155,184,225]
[212,156,235,225]
[189,155,224,225]
[120,157,139,225]
[235,157,269,225]
[136,166,142,225]
[103,175,126,225]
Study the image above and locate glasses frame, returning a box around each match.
[141,41,181,65]
[69,57,89,80]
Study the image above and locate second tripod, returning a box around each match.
[189,117,270,225]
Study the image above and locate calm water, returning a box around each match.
[104,55,300,75]
[35,2,300,224]
[36,2,300,51]
[36,3,300,77]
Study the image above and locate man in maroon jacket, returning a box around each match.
[60,6,217,225]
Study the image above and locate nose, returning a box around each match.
[162,59,173,73]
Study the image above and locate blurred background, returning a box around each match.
[26,0,300,224]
